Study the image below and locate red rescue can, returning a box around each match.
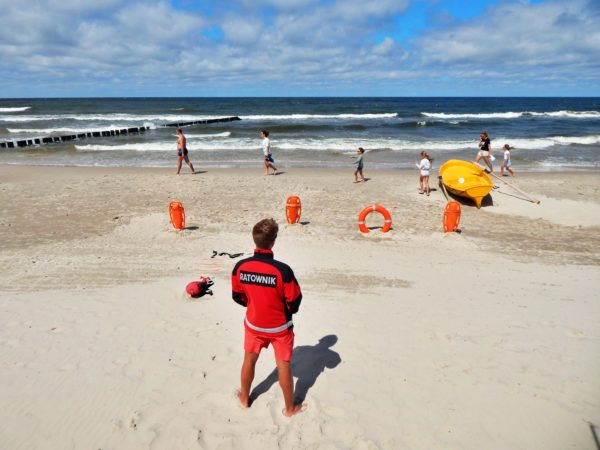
[443,201,461,232]
[169,201,186,230]
[286,196,301,224]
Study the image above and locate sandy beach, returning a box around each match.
[0,165,599,449]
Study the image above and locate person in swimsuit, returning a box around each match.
[416,150,433,195]
[474,131,493,172]
[176,128,195,175]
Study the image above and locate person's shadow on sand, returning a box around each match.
[250,335,341,405]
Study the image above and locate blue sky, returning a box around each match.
[0,0,598,97]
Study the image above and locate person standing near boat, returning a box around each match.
[416,151,433,195]
[175,128,196,175]
[500,144,515,176]
[260,130,278,175]
[474,132,493,172]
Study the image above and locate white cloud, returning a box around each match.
[416,0,600,73]
[0,0,598,95]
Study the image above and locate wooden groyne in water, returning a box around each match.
[0,116,241,149]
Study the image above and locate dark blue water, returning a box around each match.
[1,97,599,170]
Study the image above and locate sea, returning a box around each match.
[0,97,599,171]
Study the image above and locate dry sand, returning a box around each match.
[0,165,599,449]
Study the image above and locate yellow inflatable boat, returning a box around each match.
[439,160,493,208]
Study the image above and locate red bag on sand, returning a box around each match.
[186,276,214,298]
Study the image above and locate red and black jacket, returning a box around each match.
[231,249,302,336]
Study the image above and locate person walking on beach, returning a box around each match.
[260,130,277,175]
[416,151,433,195]
[231,218,304,417]
[352,147,366,183]
[175,128,196,175]
[475,131,493,172]
[500,144,515,176]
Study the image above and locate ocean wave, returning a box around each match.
[72,134,600,153]
[0,107,31,112]
[0,112,398,124]
[421,110,600,120]
[184,131,231,138]
[527,110,600,118]
[422,112,524,120]
[0,114,222,123]
[240,113,398,120]
[7,124,158,134]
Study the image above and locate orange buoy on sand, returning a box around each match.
[286,196,302,224]
[169,201,186,230]
[358,205,392,233]
[443,201,461,232]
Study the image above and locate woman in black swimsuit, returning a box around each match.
[474,131,493,172]
[176,128,196,175]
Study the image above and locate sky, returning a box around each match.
[0,0,599,97]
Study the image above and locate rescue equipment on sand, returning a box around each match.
[286,196,302,224]
[358,205,392,233]
[186,276,214,298]
[443,201,461,232]
[169,201,186,230]
[439,159,493,208]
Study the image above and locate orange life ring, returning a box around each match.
[358,205,392,233]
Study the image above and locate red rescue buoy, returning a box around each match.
[169,201,186,230]
[443,201,461,232]
[286,196,301,224]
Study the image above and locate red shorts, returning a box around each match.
[244,328,294,361]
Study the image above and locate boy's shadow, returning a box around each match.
[249,335,341,405]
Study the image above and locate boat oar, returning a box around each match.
[473,162,540,204]
[438,176,450,201]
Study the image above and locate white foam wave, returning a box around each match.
[422,112,523,119]
[73,134,600,153]
[528,110,600,119]
[240,113,398,120]
[0,107,31,112]
[0,114,222,123]
[505,135,600,149]
[8,124,157,134]
[185,131,231,138]
[422,110,600,120]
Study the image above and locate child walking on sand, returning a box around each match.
[231,218,304,417]
[500,144,515,176]
[416,151,433,195]
[352,147,366,183]
[260,130,277,175]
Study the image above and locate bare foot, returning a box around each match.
[353,180,360,183]
[282,404,306,417]
[236,389,249,408]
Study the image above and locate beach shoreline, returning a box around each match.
[0,163,599,449]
